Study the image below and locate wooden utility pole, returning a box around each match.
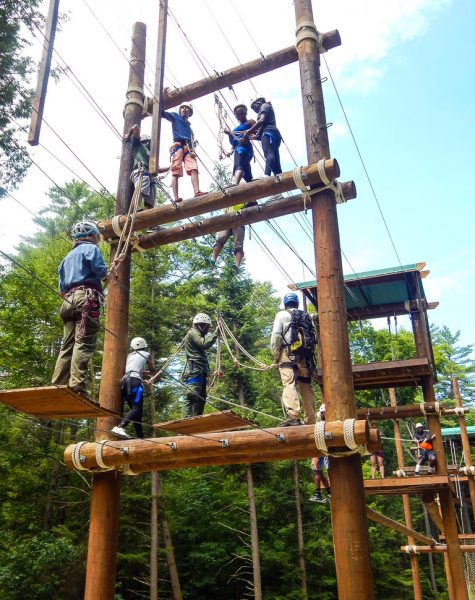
[149,0,167,176]
[83,23,146,600]
[389,388,423,600]
[294,2,375,598]
[411,301,468,599]
[28,0,59,145]
[453,376,475,520]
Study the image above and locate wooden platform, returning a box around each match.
[395,465,460,476]
[0,386,119,418]
[364,475,453,496]
[317,358,432,390]
[153,410,256,435]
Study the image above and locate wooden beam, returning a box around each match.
[401,545,475,554]
[134,180,355,249]
[356,401,468,421]
[28,0,60,145]
[366,507,435,546]
[148,0,167,176]
[364,475,453,496]
[64,420,373,471]
[453,376,475,523]
[98,159,340,239]
[159,33,341,110]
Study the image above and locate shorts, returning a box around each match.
[371,451,384,458]
[170,142,198,177]
[214,225,245,253]
[233,150,252,182]
[312,456,329,472]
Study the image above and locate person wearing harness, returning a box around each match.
[182,313,218,418]
[122,124,169,209]
[413,422,437,475]
[309,404,332,502]
[111,337,155,439]
[162,102,206,202]
[210,103,258,268]
[270,292,316,426]
[243,96,282,177]
[51,220,107,395]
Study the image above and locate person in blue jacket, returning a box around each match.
[225,102,255,184]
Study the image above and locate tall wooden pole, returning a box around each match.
[292,461,309,600]
[149,0,167,176]
[389,388,423,600]
[83,23,146,600]
[412,305,468,599]
[294,2,375,598]
[453,376,475,521]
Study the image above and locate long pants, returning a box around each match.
[183,377,207,418]
[119,378,144,438]
[51,289,100,393]
[278,349,315,423]
[261,134,282,176]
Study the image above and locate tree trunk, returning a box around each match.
[292,461,308,600]
[158,475,182,600]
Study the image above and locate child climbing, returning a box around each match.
[112,337,155,439]
[162,102,207,202]
[182,313,218,417]
[413,422,436,475]
[122,123,169,209]
[243,96,282,177]
[51,220,107,396]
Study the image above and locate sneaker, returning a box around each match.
[269,193,284,201]
[279,418,302,427]
[111,426,130,438]
[309,493,327,504]
[414,471,421,476]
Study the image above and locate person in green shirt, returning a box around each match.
[122,124,169,209]
[182,313,218,417]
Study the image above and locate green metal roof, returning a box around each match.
[441,426,475,440]
[292,263,428,312]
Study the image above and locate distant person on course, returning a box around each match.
[413,422,436,475]
[51,220,107,395]
[182,313,218,418]
[123,123,169,209]
[309,404,331,503]
[162,102,207,202]
[112,337,156,439]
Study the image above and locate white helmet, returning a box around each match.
[415,422,424,429]
[233,102,247,114]
[71,220,99,239]
[140,134,151,144]
[131,337,147,350]
[179,102,193,116]
[250,96,265,110]
[193,313,211,326]
[318,403,326,413]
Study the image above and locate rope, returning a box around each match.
[295,21,325,51]
[145,339,186,385]
[292,162,346,211]
[217,316,276,371]
[455,407,466,417]
[460,466,475,476]
[395,469,407,478]
[314,420,328,452]
[95,440,111,470]
[314,418,368,458]
[419,402,427,416]
[71,441,88,471]
[108,169,144,277]
[403,545,419,555]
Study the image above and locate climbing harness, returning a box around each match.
[292,161,345,212]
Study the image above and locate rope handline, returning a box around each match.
[217,316,276,372]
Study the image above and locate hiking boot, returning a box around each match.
[111,426,130,438]
[279,418,302,427]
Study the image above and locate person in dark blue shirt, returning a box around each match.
[244,96,282,176]
[51,220,107,395]
[162,102,206,202]
[225,103,255,184]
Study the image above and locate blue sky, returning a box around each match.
[2,0,474,354]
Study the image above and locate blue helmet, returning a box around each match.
[283,292,299,307]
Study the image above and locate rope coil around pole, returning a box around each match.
[460,466,475,476]
[314,418,368,458]
[95,440,111,470]
[395,469,407,478]
[293,161,346,209]
[72,441,88,471]
[455,406,466,417]
[314,420,328,452]
[111,215,124,238]
[295,21,325,51]
[403,545,419,555]
[419,402,427,416]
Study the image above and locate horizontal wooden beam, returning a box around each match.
[64,420,376,473]
[356,402,468,421]
[401,545,475,554]
[135,181,355,250]
[98,160,340,239]
[364,475,453,496]
[366,507,436,546]
[157,33,341,110]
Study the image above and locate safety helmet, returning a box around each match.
[140,134,151,144]
[193,313,212,326]
[233,102,247,114]
[179,102,193,116]
[71,220,100,239]
[415,422,424,429]
[283,292,299,307]
[318,403,326,413]
[130,337,147,350]
[250,96,265,110]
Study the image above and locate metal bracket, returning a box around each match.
[276,433,285,442]
[168,442,177,451]
[324,431,333,441]
[219,438,230,448]
[121,447,129,456]
[79,455,86,463]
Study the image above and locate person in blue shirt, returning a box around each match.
[225,103,255,184]
[162,102,206,202]
[243,96,282,176]
[51,220,108,395]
